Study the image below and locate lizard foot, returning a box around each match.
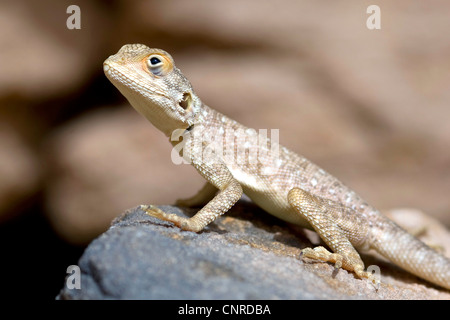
[301,246,380,289]
[140,204,186,229]
[139,205,203,232]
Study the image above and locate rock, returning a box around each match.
[57,202,450,300]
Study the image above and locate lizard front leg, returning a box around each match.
[144,161,242,232]
[288,187,378,286]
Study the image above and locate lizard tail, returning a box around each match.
[370,216,450,290]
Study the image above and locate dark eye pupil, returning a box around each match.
[150,57,161,65]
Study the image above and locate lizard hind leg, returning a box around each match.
[288,188,378,286]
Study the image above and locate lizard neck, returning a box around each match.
[125,87,205,138]
[127,93,189,137]
[167,101,215,146]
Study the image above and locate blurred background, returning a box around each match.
[1,0,449,299]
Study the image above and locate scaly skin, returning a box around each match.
[103,44,450,290]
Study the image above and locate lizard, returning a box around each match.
[103,43,450,290]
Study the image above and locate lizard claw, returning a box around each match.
[140,204,168,220]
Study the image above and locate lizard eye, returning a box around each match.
[146,55,167,76]
[149,57,161,65]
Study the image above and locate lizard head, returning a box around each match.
[103,44,200,136]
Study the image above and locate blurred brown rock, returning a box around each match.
[0,124,40,221]
[0,0,111,101]
[0,0,115,224]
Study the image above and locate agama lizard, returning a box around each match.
[103,44,450,290]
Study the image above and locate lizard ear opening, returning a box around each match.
[179,92,192,111]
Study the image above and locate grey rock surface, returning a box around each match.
[57,201,450,299]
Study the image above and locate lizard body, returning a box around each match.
[103,44,450,290]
